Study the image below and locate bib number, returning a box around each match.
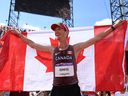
[55,63,74,77]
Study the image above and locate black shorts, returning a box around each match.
[50,83,81,96]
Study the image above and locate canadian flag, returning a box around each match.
[0,21,127,91]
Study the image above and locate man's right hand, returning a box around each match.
[11,29,21,37]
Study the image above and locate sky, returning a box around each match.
[0,0,112,30]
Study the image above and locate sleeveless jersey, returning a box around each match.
[53,45,78,86]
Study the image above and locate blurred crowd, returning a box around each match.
[0,25,36,39]
[0,90,128,96]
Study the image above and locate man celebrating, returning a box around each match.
[11,21,122,96]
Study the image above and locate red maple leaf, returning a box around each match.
[35,37,85,72]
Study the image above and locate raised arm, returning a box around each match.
[73,20,123,58]
[11,30,54,53]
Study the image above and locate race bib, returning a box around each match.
[55,63,74,77]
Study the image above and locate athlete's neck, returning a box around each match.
[59,43,69,50]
